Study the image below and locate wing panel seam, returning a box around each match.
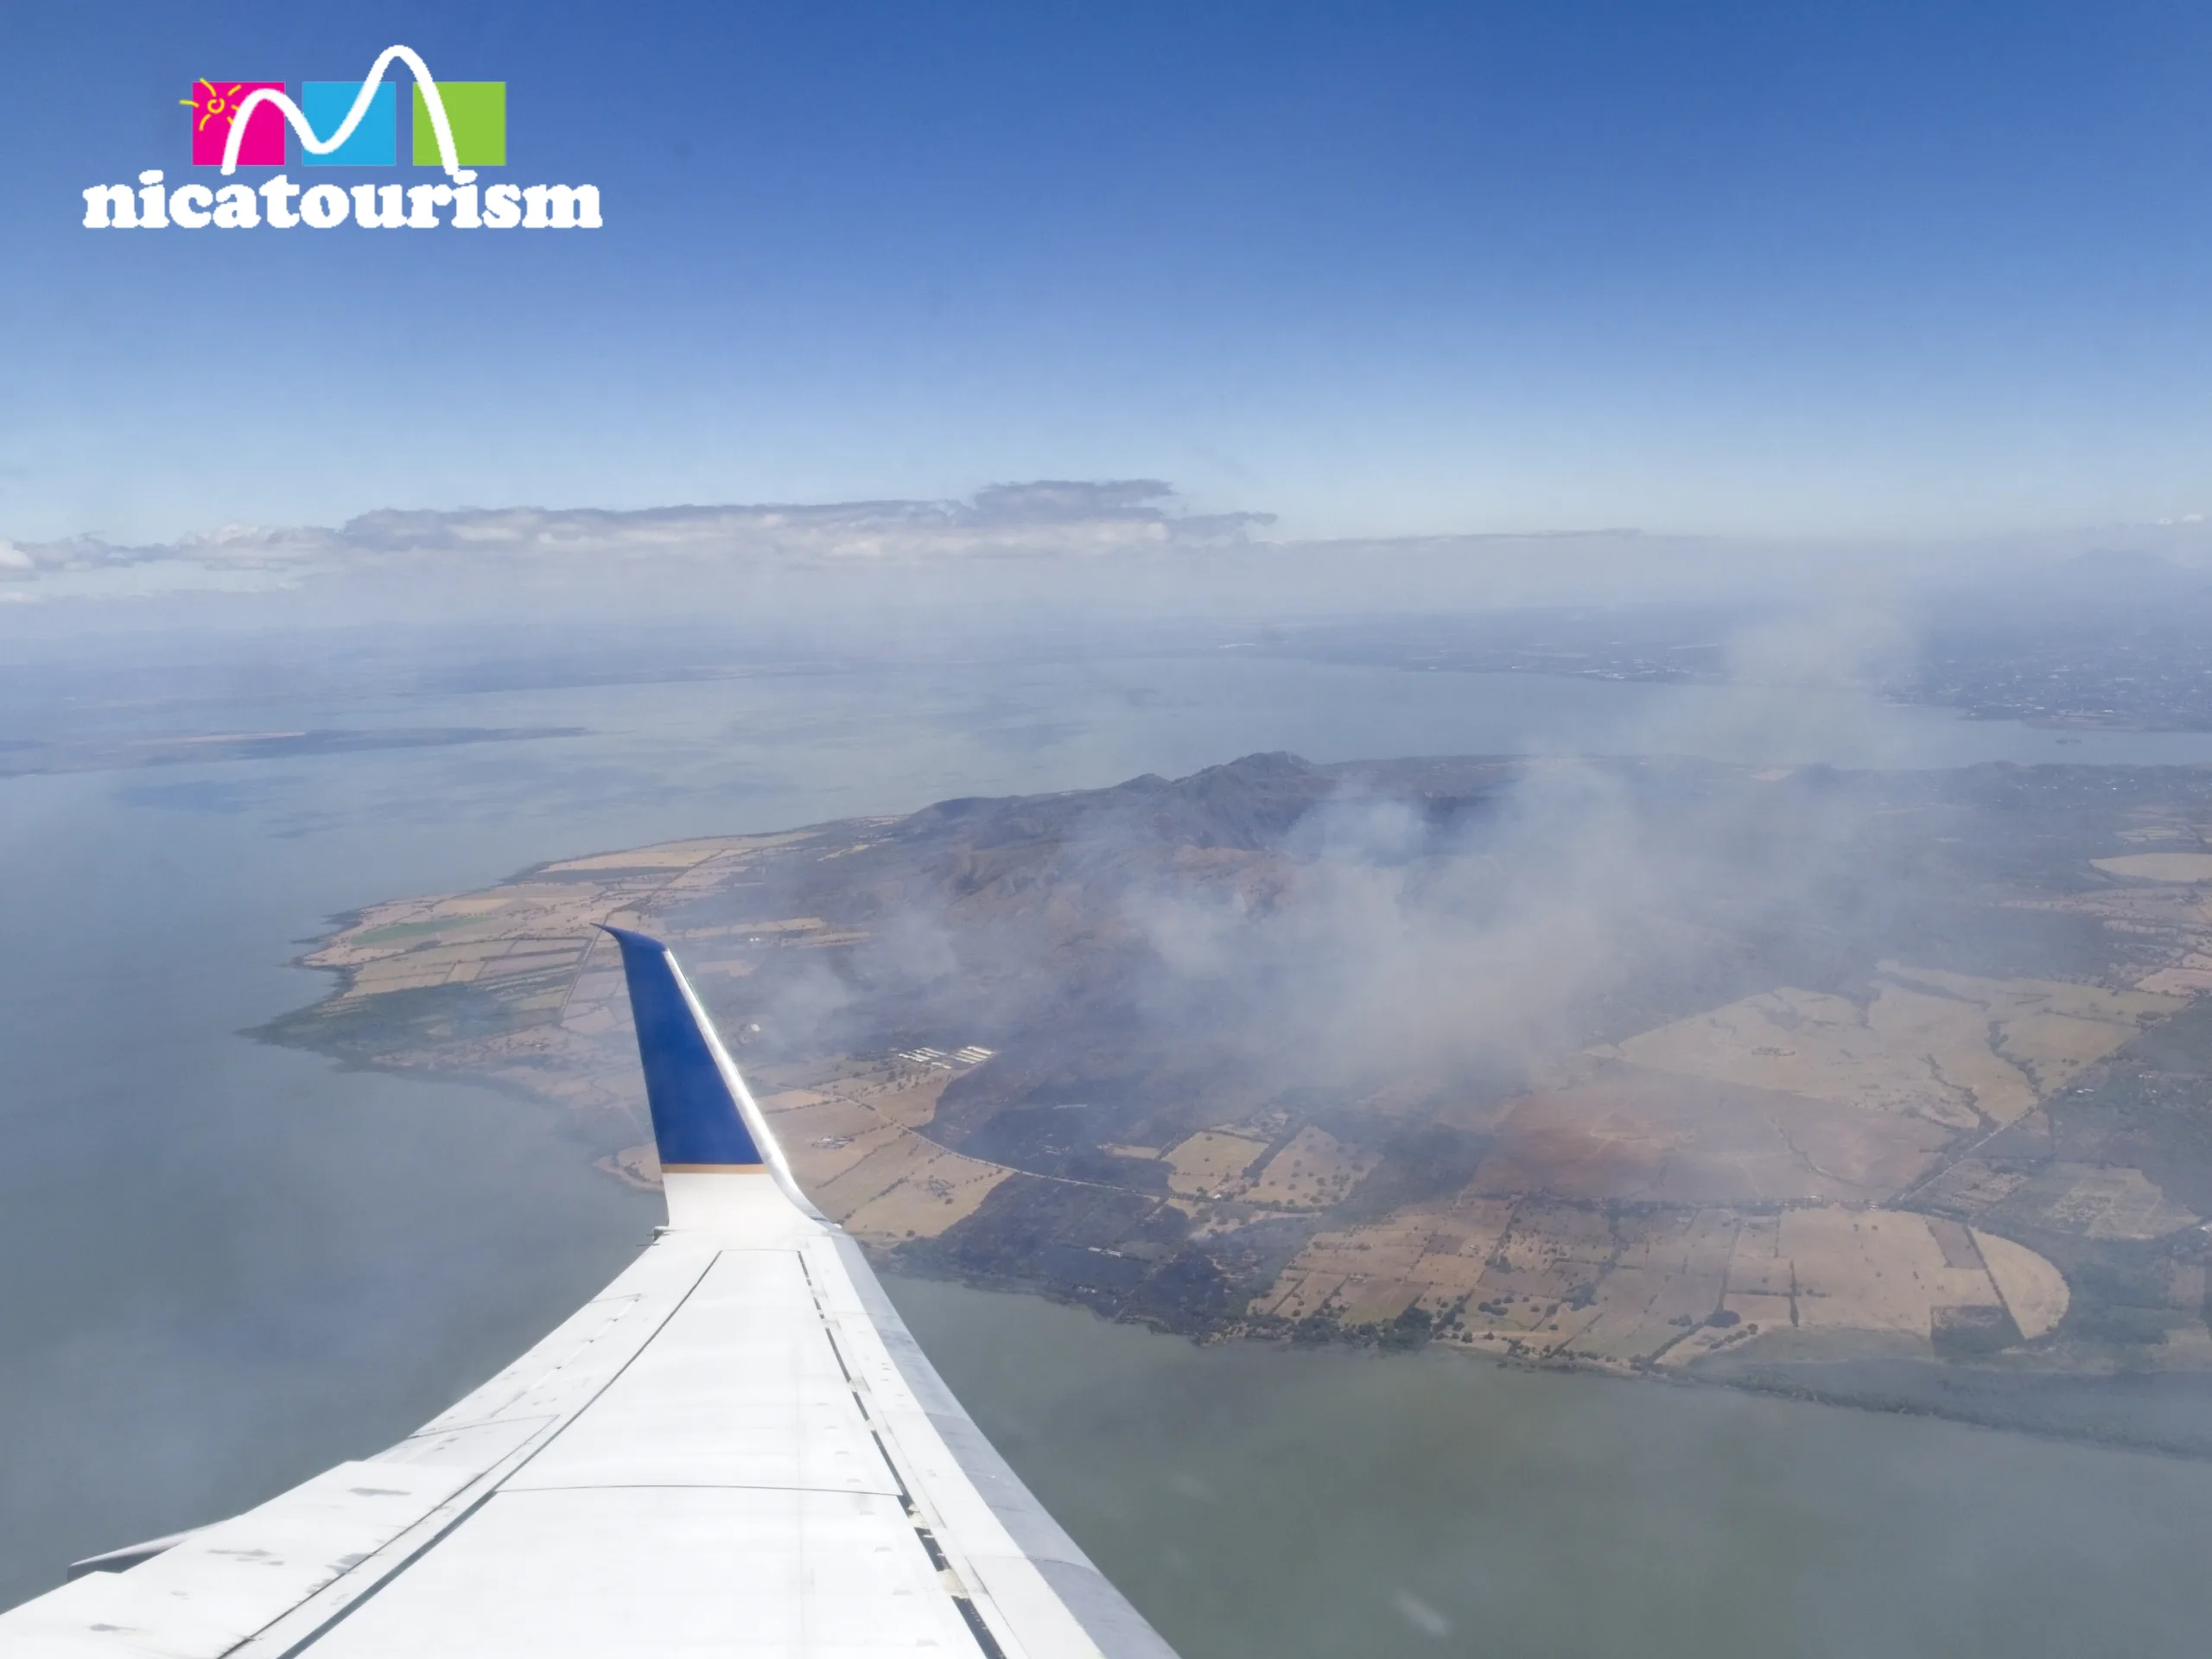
[251,1248,721,1656]
[797,1249,1007,1659]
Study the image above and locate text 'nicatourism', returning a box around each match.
[81,47,602,232]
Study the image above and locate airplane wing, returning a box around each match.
[0,926,1180,1658]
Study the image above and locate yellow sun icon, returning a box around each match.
[181,80,248,134]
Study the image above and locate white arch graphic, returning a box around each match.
[220,45,478,182]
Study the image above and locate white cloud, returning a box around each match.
[3,482,1274,584]
[14,480,2206,621]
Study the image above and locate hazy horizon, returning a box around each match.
[14,481,2212,639]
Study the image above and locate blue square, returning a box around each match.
[301,81,396,166]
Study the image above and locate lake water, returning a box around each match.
[892,1276,2212,1658]
[6,637,2212,1650]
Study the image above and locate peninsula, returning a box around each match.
[264,753,2212,1452]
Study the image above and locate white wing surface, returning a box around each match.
[0,926,1179,1658]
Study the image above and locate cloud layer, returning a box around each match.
[1,482,1274,584]
[14,480,2212,627]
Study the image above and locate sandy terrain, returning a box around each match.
[1975,1228,2071,1338]
[1263,1195,1514,1325]
[1240,1126,1381,1209]
[1161,1130,1271,1198]
[1471,1065,1954,1205]
[1266,1192,2067,1374]
[1611,968,2170,1132]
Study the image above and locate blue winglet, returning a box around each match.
[601,925,765,1171]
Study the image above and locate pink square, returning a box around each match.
[188,80,286,167]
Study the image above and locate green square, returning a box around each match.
[413,81,505,166]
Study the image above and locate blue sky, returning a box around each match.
[10,0,2212,545]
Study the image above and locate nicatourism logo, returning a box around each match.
[84,44,601,231]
